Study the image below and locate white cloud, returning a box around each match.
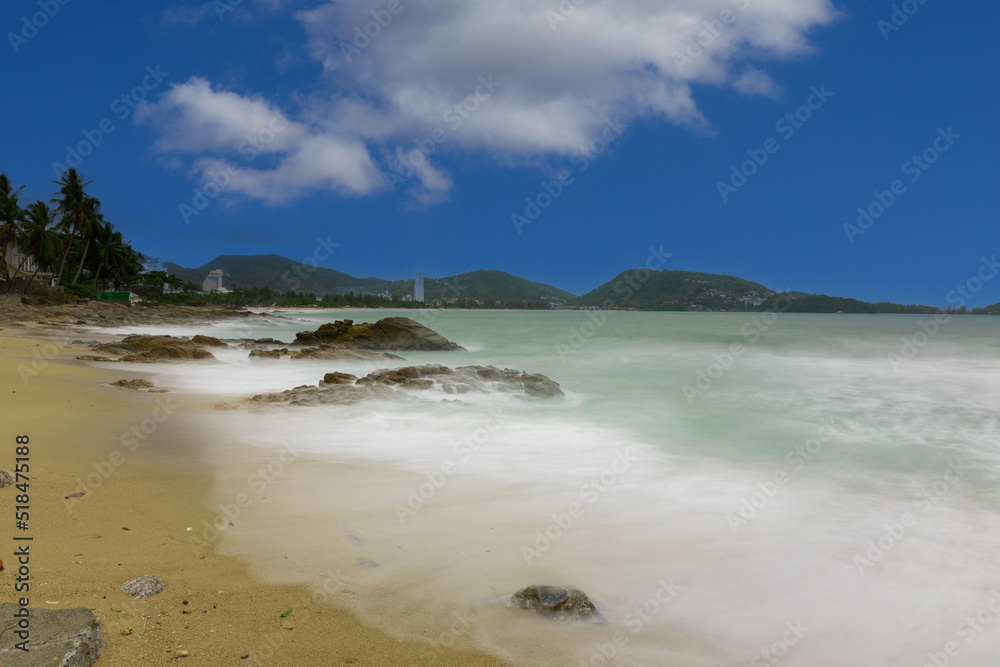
[148,0,839,206]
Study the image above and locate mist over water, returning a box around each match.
[110,311,1000,665]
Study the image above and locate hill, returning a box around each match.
[165,255,394,294]
[571,269,771,310]
[164,256,575,303]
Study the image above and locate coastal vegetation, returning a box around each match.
[0,170,144,296]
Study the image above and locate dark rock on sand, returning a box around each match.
[111,379,155,390]
[507,585,607,624]
[95,335,218,362]
[295,317,464,351]
[76,355,118,362]
[0,469,13,488]
[0,603,104,666]
[120,575,165,599]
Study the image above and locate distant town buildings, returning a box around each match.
[414,271,424,302]
[142,258,166,273]
[202,269,225,292]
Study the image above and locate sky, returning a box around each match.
[2,0,997,305]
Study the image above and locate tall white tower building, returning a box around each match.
[414,271,424,302]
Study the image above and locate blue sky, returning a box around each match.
[2,0,997,304]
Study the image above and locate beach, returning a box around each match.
[0,306,505,666]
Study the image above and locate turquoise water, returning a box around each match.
[114,310,1000,665]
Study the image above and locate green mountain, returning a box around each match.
[164,256,575,303]
[415,270,576,303]
[164,254,392,294]
[768,292,940,314]
[571,269,771,310]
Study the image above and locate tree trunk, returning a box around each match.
[72,236,91,283]
[54,230,76,287]
[24,264,42,295]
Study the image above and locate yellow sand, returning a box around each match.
[0,329,506,666]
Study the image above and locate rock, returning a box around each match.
[248,364,562,407]
[507,585,607,624]
[177,650,190,657]
[0,604,104,666]
[254,338,283,345]
[95,335,216,362]
[249,349,289,360]
[289,345,402,362]
[0,469,13,488]
[295,317,465,351]
[76,355,118,362]
[120,575,164,599]
[190,335,229,348]
[111,379,155,390]
[322,372,358,385]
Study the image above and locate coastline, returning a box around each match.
[0,323,506,666]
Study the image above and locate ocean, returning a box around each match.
[103,309,1000,666]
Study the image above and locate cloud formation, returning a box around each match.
[143,0,839,205]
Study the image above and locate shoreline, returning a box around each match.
[0,326,507,666]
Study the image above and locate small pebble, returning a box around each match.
[241,653,250,659]
[177,650,189,657]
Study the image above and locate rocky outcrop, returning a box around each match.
[288,345,402,362]
[94,335,222,362]
[249,349,290,359]
[294,317,464,351]
[322,372,358,385]
[120,575,164,599]
[111,379,156,390]
[506,585,607,624]
[0,604,104,666]
[247,364,562,407]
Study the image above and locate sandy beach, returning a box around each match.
[0,306,506,665]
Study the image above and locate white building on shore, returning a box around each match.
[414,271,424,302]
[202,269,226,292]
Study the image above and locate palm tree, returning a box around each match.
[51,168,93,285]
[16,201,61,294]
[71,198,102,284]
[91,220,128,289]
[0,174,26,287]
